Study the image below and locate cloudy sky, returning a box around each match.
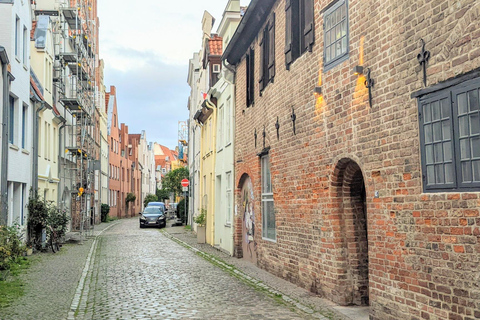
[97,0,250,150]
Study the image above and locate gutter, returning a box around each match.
[0,46,10,225]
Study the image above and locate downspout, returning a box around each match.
[32,99,46,190]
[0,47,11,226]
[57,120,66,208]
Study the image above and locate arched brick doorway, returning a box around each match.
[236,174,257,264]
[332,158,369,306]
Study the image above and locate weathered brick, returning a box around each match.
[228,1,480,320]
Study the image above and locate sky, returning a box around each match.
[97,0,250,150]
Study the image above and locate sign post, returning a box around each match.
[181,179,189,224]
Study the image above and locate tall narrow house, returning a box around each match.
[0,0,33,232]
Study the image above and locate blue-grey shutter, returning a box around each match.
[268,13,275,82]
[303,0,314,52]
[285,0,293,69]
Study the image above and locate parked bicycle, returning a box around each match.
[47,225,60,253]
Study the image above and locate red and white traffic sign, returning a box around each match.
[181,179,190,187]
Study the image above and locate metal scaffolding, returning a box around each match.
[36,0,99,237]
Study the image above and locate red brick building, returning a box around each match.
[224,1,480,319]
[106,86,122,218]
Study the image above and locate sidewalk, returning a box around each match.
[163,224,370,320]
[0,220,120,320]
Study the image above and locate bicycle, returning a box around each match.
[48,225,60,253]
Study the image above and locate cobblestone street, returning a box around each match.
[78,218,315,319]
[0,218,367,320]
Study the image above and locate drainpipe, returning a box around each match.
[32,98,46,191]
[0,47,11,226]
[57,120,66,208]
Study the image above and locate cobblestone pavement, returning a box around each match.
[78,218,317,319]
[0,218,369,320]
[163,224,369,320]
[0,222,117,320]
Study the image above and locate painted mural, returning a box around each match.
[241,176,256,263]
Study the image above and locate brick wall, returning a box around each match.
[233,0,480,319]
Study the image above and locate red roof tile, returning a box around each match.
[31,21,37,41]
[209,34,223,56]
[30,76,44,101]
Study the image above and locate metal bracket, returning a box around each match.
[291,107,296,135]
[275,117,280,140]
[417,39,430,87]
[262,126,266,149]
[365,68,374,108]
[254,129,257,148]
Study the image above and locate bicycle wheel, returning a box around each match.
[50,235,57,253]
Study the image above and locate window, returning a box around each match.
[15,16,19,57]
[53,127,56,162]
[285,0,314,69]
[23,26,27,64]
[226,172,232,224]
[21,104,26,148]
[9,96,15,144]
[261,154,275,240]
[217,104,223,150]
[246,48,255,106]
[418,77,480,191]
[225,97,232,145]
[323,0,349,70]
[44,121,48,158]
[259,14,275,93]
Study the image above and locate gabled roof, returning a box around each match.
[209,34,223,56]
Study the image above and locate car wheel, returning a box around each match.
[140,224,144,228]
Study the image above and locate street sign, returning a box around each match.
[182,186,188,192]
[181,179,189,187]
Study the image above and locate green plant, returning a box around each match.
[162,167,189,200]
[143,194,158,208]
[0,224,26,273]
[100,204,110,222]
[156,187,170,201]
[27,190,49,250]
[178,198,189,224]
[125,193,136,209]
[193,208,206,226]
[45,207,69,242]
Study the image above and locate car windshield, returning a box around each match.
[144,207,164,214]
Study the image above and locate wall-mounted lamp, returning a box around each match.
[314,86,322,96]
[365,68,374,108]
[353,65,364,75]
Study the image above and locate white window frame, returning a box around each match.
[226,171,232,225]
[261,154,275,240]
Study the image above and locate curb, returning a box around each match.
[161,230,332,320]
[67,221,121,319]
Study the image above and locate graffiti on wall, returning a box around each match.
[241,176,256,261]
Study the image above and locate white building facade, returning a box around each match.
[212,0,242,255]
[0,0,33,229]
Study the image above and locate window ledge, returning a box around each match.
[225,142,232,148]
[262,236,277,243]
[21,149,29,155]
[23,64,28,71]
[224,223,232,228]
[9,144,19,151]
[15,57,21,64]
[217,148,223,153]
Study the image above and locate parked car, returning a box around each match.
[169,203,178,212]
[146,201,166,212]
[139,206,166,228]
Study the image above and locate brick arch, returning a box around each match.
[330,158,369,306]
[234,172,254,258]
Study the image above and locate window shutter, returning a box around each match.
[285,0,293,70]
[250,48,255,104]
[258,31,265,93]
[303,0,314,52]
[246,52,251,107]
[268,13,276,82]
